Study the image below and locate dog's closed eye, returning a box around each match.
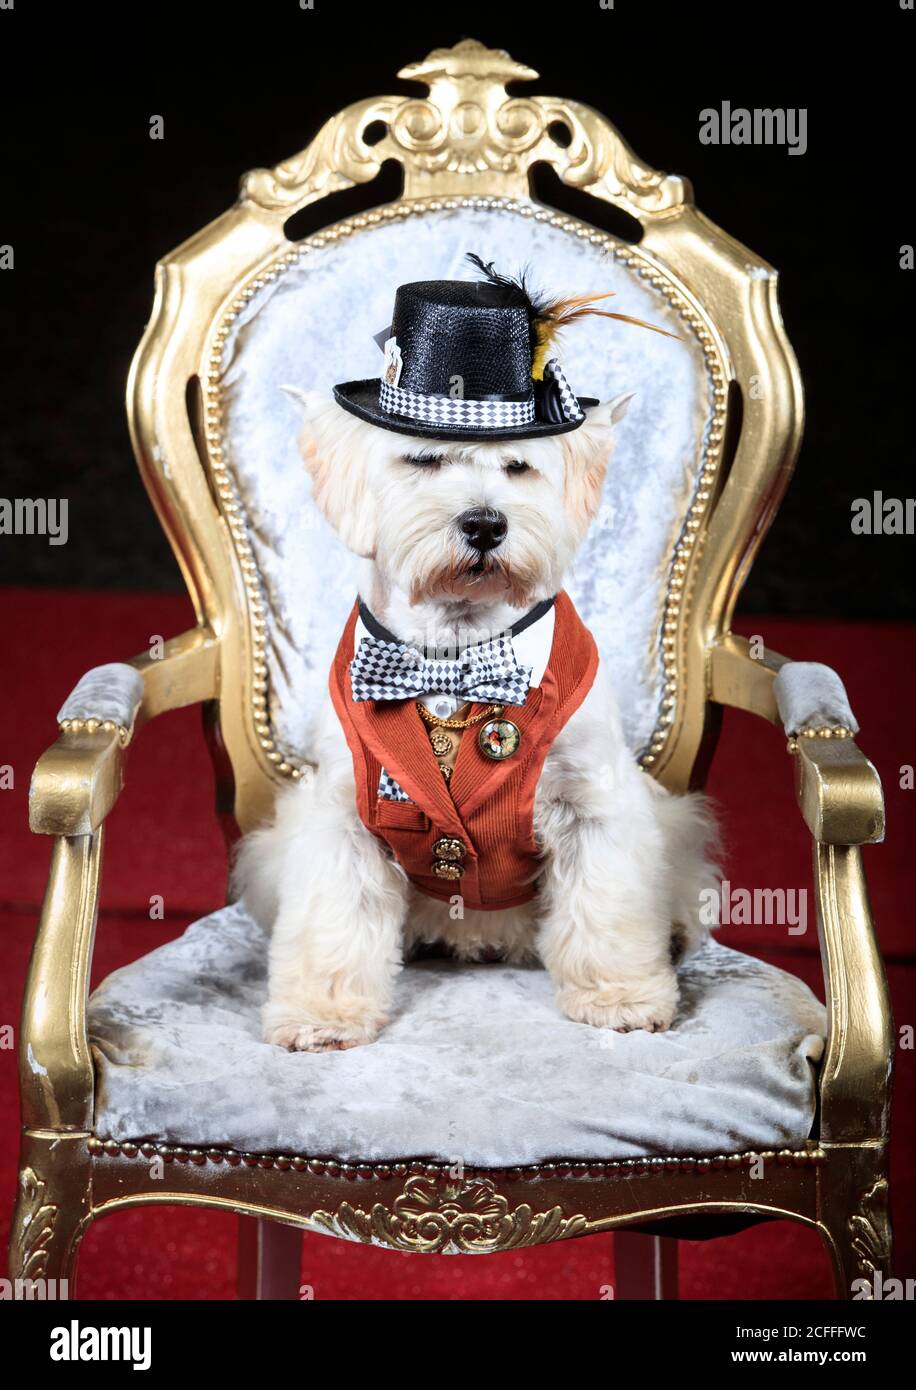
[401,452,446,470]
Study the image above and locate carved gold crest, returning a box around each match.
[308,1173,588,1254]
[241,38,685,212]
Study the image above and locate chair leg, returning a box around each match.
[818,1144,892,1300]
[237,1217,304,1299]
[7,1133,92,1298]
[613,1231,679,1299]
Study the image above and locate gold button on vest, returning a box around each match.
[432,860,464,880]
[432,836,466,862]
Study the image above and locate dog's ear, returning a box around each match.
[606,392,636,426]
[583,392,636,431]
[283,388,379,558]
[561,393,634,531]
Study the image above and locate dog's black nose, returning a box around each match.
[458,507,508,552]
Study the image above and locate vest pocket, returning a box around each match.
[376,799,430,832]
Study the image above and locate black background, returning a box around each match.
[2,0,913,616]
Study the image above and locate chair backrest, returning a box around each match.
[128,39,802,834]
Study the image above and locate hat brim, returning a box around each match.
[333,380,599,443]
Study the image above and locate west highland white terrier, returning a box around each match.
[235,259,718,1051]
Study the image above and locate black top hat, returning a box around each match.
[333,270,598,443]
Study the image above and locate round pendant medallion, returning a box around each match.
[429,730,453,758]
[478,718,521,761]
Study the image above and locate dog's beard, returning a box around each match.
[376,487,574,612]
[408,545,541,607]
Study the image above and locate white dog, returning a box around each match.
[234,388,719,1052]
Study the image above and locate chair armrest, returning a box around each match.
[19,627,219,1133]
[709,633,892,1144]
[29,628,219,835]
[709,633,883,846]
[792,738,884,847]
[772,660,859,739]
[57,662,144,740]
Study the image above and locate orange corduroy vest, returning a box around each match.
[329,591,599,911]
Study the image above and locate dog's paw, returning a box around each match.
[263,1008,385,1053]
[557,974,678,1034]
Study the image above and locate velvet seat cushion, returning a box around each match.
[87,903,826,1167]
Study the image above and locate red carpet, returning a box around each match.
[1,587,913,1299]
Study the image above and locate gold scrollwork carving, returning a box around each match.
[241,96,402,210]
[241,38,684,212]
[848,1177,891,1280]
[308,1173,588,1254]
[16,1167,59,1278]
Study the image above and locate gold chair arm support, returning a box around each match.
[707,631,789,725]
[19,830,105,1132]
[709,633,892,1143]
[813,843,893,1143]
[29,628,219,836]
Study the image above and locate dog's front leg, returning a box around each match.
[261,767,408,1052]
[534,679,679,1033]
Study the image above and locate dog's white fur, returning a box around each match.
[234,391,719,1051]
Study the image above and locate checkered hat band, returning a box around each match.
[379,380,535,430]
[350,633,532,707]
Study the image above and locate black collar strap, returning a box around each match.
[357,596,556,660]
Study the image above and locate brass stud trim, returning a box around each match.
[87,1136,826,1179]
[787,725,854,755]
[58,718,131,748]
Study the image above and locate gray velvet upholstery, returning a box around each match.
[88,903,826,1166]
[220,204,713,762]
[773,661,859,736]
[57,662,144,732]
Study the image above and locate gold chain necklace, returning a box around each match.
[416,701,504,731]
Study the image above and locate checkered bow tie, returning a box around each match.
[350,633,532,707]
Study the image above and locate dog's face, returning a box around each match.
[293,391,632,610]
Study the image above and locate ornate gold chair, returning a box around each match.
[10,40,891,1300]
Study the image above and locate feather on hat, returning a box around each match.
[465,252,681,379]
